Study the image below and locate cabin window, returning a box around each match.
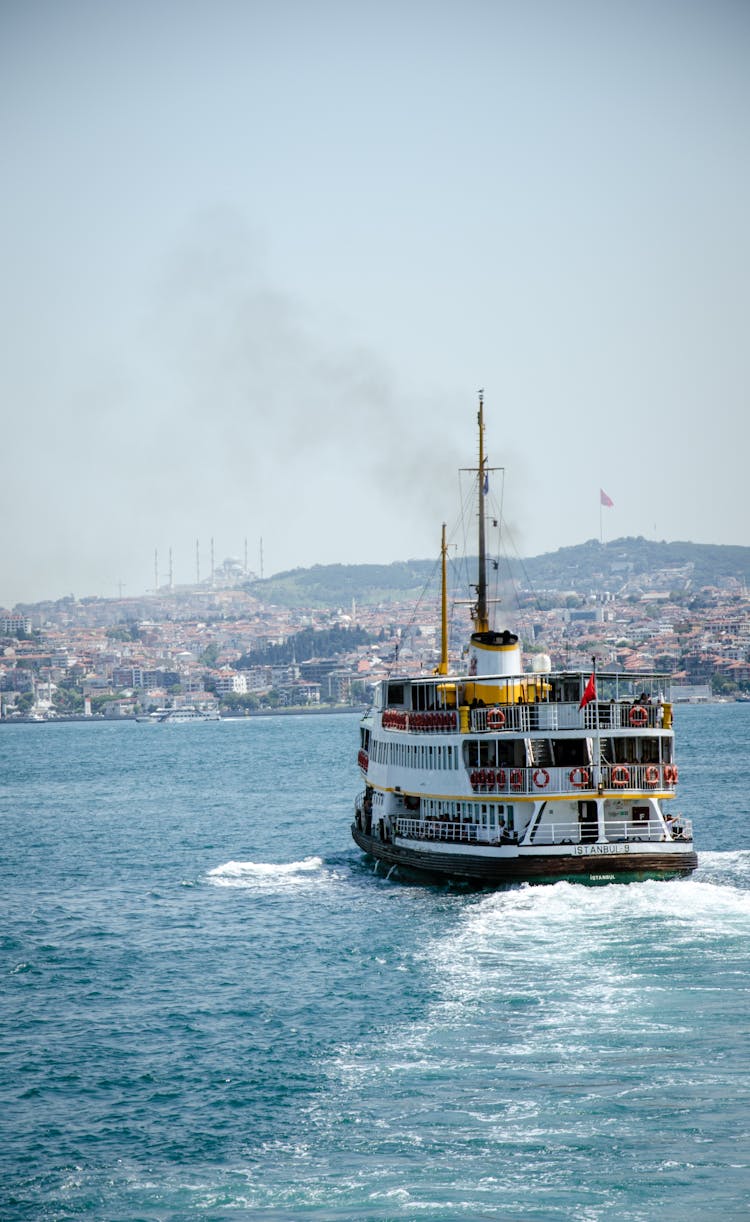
[464,739,523,769]
[640,739,659,764]
[549,679,581,704]
[551,738,591,767]
[387,683,405,707]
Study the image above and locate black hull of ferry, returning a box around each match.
[351,824,697,886]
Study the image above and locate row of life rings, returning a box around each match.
[468,764,678,792]
[470,768,506,789]
[408,711,456,730]
[381,709,456,731]
[612,764,678,787]
[469,768,525,791]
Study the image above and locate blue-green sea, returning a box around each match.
[2,705,749,1220]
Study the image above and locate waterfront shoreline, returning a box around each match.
[0,705,365,725]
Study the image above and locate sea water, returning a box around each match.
[1,705,749,1220]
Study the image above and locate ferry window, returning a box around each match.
[552,738,590,767]
[387,683,405,706]
[464,740,480,768]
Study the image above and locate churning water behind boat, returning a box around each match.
[2,705,749,1220]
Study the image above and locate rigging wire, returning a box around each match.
[384,553,443,679]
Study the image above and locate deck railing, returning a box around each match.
[394,816,693,846]
[470,700,665,734]
[381,700,667,735]
[467,763,678,794]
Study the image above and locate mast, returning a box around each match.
[475,390,489,634]
[437,522,449,675]
[466,392,522,678]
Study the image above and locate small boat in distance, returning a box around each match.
[352,394,697,885]
[142,705,221,723]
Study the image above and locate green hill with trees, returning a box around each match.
[244,538,750,609]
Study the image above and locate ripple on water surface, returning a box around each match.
[2,712,750,1219]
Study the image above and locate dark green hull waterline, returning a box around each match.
[351,824,698,886]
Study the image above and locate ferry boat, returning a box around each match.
[146,705,221,723]
[352,395,697,885]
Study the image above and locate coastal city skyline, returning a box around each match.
[3,3,749,605]
[3,521,749,613]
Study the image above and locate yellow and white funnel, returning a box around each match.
[468,629,523,678]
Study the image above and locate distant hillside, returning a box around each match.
[245,561,440,609]
[246,538,750,608]
[522,537,750,593]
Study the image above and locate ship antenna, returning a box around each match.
[475,389,489,634]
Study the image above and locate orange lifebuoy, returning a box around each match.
[487,708,506,729]
[510,768,523,790]
[569,767,590,788]
[629,705,648,727]
[495,768,507,788]
[645,765,659,786]
[533,767,550,788]
[664,764,679,784]
[611,765,630,787]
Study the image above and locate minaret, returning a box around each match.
[196,539,200,585]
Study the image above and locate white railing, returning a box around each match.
[471,700,665,734]
[467,763,678,795]
[395,816,693,847]
[382,699,668,735]
[395,817,512,844]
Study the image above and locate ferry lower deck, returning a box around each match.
[351,820,698,885]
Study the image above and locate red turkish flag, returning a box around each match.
[600,488,614,507]
[579,673,597,710]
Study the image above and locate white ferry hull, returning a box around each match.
[351,823,697,885]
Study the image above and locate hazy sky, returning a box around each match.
[2,0,749,606]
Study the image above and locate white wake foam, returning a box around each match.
[207,856,326,889]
